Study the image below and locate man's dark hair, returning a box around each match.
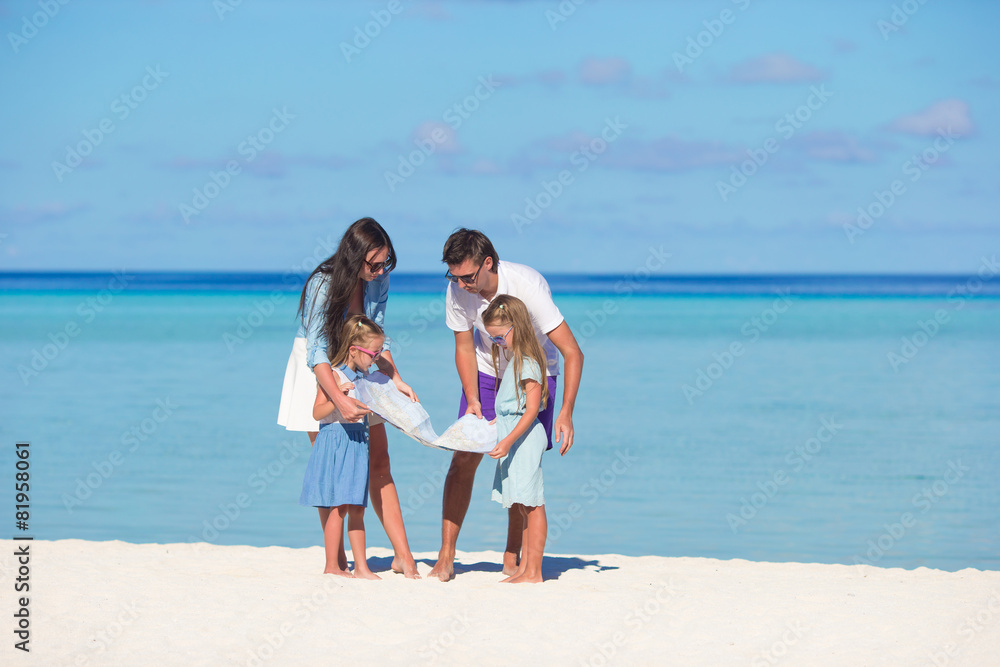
[441,228,500,272]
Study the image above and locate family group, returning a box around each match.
[276,219,584,583]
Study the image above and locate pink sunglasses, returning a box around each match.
[352,344,383,360]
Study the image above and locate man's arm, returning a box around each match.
[455,329,483,418]
[547,321,583,455]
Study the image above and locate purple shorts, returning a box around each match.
[459,371,558,450]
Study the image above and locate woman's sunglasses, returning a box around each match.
[365,257,393,274]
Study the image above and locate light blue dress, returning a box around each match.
[491,357,547,508]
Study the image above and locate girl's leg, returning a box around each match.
[347,506,381,580]
[501,505,530,583]
[313,431,347,570]
[320,506,351,576]
[509,504,546,584]
[368,423,419,578]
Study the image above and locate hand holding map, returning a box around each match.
[354,372,497,453]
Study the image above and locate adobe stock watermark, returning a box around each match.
[189,438,304,549]
[402,457,449,519]
[887,255,998,372]
[877,0,931,40]
[852,459,968,569]
[577,245,671,346]
[672,0,753,73]
[842,127,958,244]
[17,270,134,386]
[751,620,809,667]
[213,0,245,20]
[511,116,627,233]
[223,291,288,352]
[241,577,344,667]
[385,75,501,192]
[7,0,71,54]
[417,613,472,666]
[727,416,842,533]
[62,398,179,512]
[549,448,638,545]
[546,0,588,30]
[682,289,793,405]
[579,581,677,667]
[716,85,833,201]
[179,106,295,223]
[926,589,1000,667]
[340,0,403,63]
[52,66,169,182]
[69,601,142,665]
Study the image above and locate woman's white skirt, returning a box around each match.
[277,338,321,432]
[277,337,384,432]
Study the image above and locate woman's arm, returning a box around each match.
[375,350,419,402]
[314,363,370,422]
[489,379,542,459]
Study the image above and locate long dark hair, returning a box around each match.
[297,217,396,360]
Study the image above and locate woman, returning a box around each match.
[278,217,420,578]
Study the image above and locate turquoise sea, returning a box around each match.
[1,272,998,571]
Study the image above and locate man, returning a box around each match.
[428,229,584,581]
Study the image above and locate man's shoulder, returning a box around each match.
[499,260,548,291]
[446,280,475,311]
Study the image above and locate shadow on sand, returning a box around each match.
[367,555,618,581]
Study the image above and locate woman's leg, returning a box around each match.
[509,505,546,584]
[347,506,380,580]
[368,423,419,578]
[320,506,351,576]
[313,432,347,570]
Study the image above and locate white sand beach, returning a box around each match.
[3,539,999,666]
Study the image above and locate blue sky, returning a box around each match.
[1,0,997,273]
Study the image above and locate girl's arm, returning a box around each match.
[489,379,542,460]
[375,350,419,402]
[313,384,336,422]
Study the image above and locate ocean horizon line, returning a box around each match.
[2,270,998,297]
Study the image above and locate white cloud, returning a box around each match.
[888,99,974,138]
[727,53,826,83]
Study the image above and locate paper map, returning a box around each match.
[354,372,497,453]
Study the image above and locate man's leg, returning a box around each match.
[428,451,483,581]
[503,507,523,575]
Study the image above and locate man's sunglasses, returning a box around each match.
[445,259,486,285]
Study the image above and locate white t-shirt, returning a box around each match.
[445,260,564,378]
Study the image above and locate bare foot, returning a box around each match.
[323,568,354,577]
[499,575,515,583]
[391,556,421,579]
[502,552,519,576]
[353,569,382,580]
[510,573,542,584]
[427,558,455,582]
